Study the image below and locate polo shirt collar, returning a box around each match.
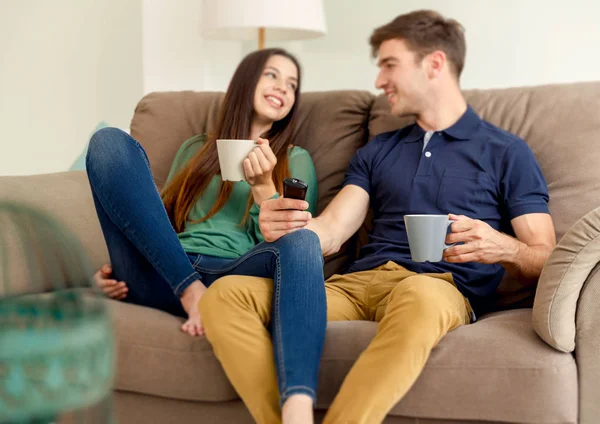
[403,106,482,143]
[443,106,481,140]
[403,125,426,143]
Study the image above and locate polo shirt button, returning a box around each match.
[425,151,432,158]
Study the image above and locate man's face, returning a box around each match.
[375,39,429,116]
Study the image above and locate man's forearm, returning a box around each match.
[305,216,343,257]
[500,237,554,283]
[301,185,370,256]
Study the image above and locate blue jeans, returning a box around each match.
[86,127,327,404]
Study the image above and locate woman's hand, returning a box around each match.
[93,264,128,300]
[244,138,277,187]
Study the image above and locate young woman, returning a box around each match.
[87,48,327,422]
[87,47,321,329]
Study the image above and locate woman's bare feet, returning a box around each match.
[94,264,129,300]
[95,266,206,337]
[180,280,207,337]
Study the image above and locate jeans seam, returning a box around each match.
[191,254,203,268]
[273,250,286,392]
[133,138,153,176]
[193,245,279,274]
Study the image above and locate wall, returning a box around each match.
[0,0,143,176]
[142,0,242,94]
[255,0,600,92]
[2,0,599,175]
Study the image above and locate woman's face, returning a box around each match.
[253,55,298,124]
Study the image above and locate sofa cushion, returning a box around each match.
[113,301,577,423]
[368,82,600,310]
[130,90,374,278]
[318,309,577,423]
[533,205,600,352]
[129,91,224,189]
[110,299,238,401]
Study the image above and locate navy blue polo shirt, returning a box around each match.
[343,106,549,310]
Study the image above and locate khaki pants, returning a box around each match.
[200,261,472,424]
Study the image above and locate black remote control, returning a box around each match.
[283,177,308,201]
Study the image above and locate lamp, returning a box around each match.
[201,0,327,50]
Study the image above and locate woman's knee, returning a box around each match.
[277,229,322,258]
[86,127,136,171]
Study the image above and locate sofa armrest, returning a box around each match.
[0,171,108,295]
[575,265,600,424]
[533,205,600,352]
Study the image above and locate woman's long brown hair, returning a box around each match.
[161,48,302,233]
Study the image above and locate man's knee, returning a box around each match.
[387,275,467,333]
[199,276,273,322]
[199,275,242,316]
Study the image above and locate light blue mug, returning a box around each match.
[404,214,456,262]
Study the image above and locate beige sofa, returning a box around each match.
[2,82,600,423]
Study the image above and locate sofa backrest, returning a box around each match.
[130,82,600,311]
[130,90,374,278]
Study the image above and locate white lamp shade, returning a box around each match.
[202,0,327,41]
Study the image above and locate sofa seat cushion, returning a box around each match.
[112,302,577,423]
[110,300,239,402]
[318,309,577,423]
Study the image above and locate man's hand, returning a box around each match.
[443,213,519,264]
[259,197,312,242]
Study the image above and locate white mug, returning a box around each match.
[216,139,256,182]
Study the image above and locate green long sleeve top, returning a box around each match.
[166,134,318,258]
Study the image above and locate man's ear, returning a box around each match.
[427,50,446,79]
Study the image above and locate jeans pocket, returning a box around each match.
[193,255,237,273]
[188,253,203,270]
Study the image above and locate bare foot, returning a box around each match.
[181,310,204,337]
[179,280,207,337]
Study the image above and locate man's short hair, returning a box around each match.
[369,10,466,79]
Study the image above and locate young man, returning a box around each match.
[200,10,556,424]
